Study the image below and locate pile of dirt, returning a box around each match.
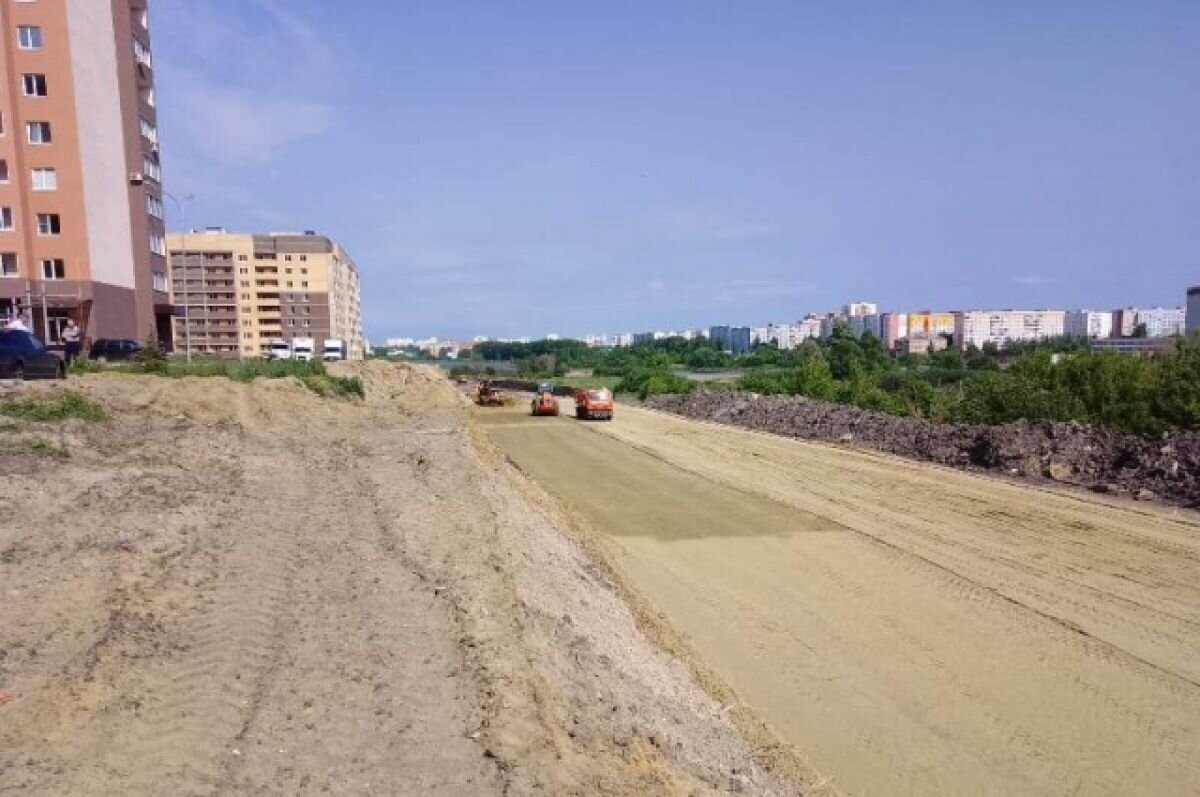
[646,392,1200,506]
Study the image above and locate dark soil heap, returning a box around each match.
[646,392,1200,507]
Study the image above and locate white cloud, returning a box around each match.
[176,84,333,166]
[155,0,337,169]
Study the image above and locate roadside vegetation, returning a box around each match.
[70,350,364,400]
[0,391,107,422]
[462,330,1200,433]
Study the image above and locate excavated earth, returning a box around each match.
[0,364,807,797]
[647,391,1200,506]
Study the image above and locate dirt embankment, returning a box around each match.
[0,364,803,796]
[646,391,1200,506]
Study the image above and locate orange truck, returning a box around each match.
[574,388,614,420]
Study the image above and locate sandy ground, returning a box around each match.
[0,365,804,797]
[478,402,1200,797]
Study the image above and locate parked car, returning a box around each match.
[0,330,66,380]
[88,338,143,362]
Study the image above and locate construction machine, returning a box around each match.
[574,388,614,420]
[474,379,507,407]
[531,387,560,416]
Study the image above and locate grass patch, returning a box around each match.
[0,391,107,422]
[71,356,363,400]
[16,437,70,458]
[301,374,365,400]
[0,420,19,433]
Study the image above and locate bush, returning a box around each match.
[615,368,694,399]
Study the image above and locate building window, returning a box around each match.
[0,160,7,183]
[149,234,166,256]
[133,37,152,68]
[284,254,292,261]
[152,271,167,292]
[139,117,157,143]
[240,280,249,287]
[145,194,163,218]
[31,168,57,191]
[142,156,161,182]
[300,268,308,275]
[241,293,250,300]
[17,26,43,51]
[237,254,248,261]
[285,267,292,274]
[238,267,247,274]
[1,253,17,277]
[41,258,65,280]
[0,208,11,231]
[286,281,293,288]
[26,121,52,144]
[301,281,308,288]
[299,255,307,262]
[36,213,60,235]
[22,74,47,97]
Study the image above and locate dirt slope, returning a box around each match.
[479,403,1200,797]
[0,365,801,796]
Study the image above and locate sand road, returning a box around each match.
[478,402,1200,797]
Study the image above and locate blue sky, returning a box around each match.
[153,0,1199,340]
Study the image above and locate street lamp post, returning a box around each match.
[163,192,194,363]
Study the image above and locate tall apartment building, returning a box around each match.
[0,0,170,344]
[879,312,909,350]
[954,310,1066,350]
[1188,288,1200,335]
[906,312,956,339]
[166,230,365,360]
[843,301,877,317]
[1133,307,1185,338]
[1064,310,1114,340]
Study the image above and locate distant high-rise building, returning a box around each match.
[166,230,365,359]
[1188,288,1200,335]
[843,301,877,317]
[906,312,956,339]
[0,0,172,343]
[708,325,731,351]
[879,312,909,350]
[729,326,752,356]
[1134,307,1185,338]
[1065,310,1114,340]
[954,310,1066,350]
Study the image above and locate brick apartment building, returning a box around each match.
[166,230,365,360]
[0,0,171,344]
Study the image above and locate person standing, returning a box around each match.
[5,312,28,331]
[62,319,82,365]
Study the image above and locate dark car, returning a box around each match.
[0,329,66,380]
[88,338,143,362]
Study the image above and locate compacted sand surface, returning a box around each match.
[480,402,1200,797]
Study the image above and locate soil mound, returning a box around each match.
[647,392,1200,506]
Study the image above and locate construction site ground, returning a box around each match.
[3,365,1199,797]
[477,400,1200,797]
[0,364,802,797]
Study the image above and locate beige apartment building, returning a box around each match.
[0,0,171,344]
[166,230,365,360]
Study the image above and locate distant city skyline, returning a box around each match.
[155,1,1198,340]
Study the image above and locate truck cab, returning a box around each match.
[322,338,347,361]
[291,337,315,362]
[574,388,614,421]
[266,340,292,360]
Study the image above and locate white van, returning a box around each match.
[322,338,347,361]
[291,337,315,362]
[266,340,292,360]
